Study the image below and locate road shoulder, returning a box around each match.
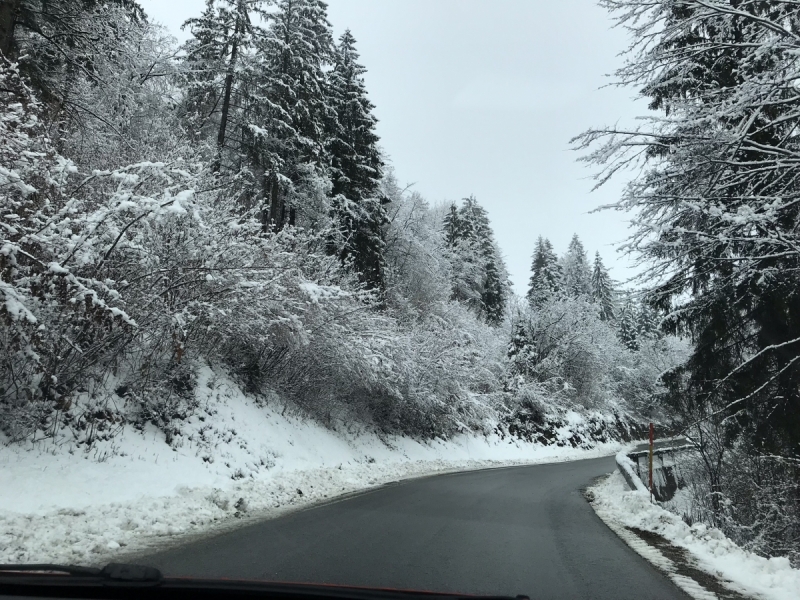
[587,472,799,600]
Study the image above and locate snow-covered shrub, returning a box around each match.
[612,336,690,418]
[508,297,627,407]
[504,293,688,431]
[678,444,800,567]
[382,177,452,318]
[0,57,370,439]
[0,61,137,440]
[246,284,506,437]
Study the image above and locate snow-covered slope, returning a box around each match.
[1,366,621,565]
[589,471,800,600]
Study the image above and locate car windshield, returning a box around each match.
[2,2,799,600]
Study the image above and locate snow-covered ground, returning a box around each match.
[1,366,621,566]
[589,470,800,600]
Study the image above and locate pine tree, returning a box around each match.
[636,301,660,341]
[255,0,334,229]
[445,197,508,324]
[443,203,461,246]
[526,236,562,307]
[591,252,615,321]
[618,299,639,352]
[561,234,591,298]
[181,0,262,170]
[326,29,386,291]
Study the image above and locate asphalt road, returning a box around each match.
[144,456,688,600]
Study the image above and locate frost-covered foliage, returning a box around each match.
[676,444,800,567]
[0,56,494,440]
[443,196,509,325]
[0,60,137,437]
[0,57,366,438]
[577,0,800,563]
[514,233,688,420]
[526,236,561,307]
[0,0,678,455]
[506,295,688,415]
[0,1,509,442]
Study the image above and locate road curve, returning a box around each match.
[144,456,688,600]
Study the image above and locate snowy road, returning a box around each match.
[143,456,688,600]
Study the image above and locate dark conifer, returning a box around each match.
[527,236,562,307]
[591,252,615,322]
[326,29,386,291]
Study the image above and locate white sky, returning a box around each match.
[138,0,646,294]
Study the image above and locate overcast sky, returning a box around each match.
[138,0,646,295]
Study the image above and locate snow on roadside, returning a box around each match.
[0,366,622,566]
[589,471,800,600]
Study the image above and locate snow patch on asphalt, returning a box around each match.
[1,367,622,566]
[589,471,800,600]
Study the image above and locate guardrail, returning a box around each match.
[618,443,695,502]
[616,451,648,493]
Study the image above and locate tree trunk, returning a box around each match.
[267,176,282,231]
[54,62,77,153]
[0,0,21,59]
[214,10,242,171]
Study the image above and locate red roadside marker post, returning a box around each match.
[649,422,654,503]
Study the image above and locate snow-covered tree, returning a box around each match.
[636,301,660,341]
[443,202,461,246]
[526,236,562,307]
[0,0,146,95]
[577,1,800,457]
[618,298,639,352]
[382,174,450,314]
[326,29,381,203]
[326,30,386,290]
[591,252,615,321]
[255,0,334,229]
[181,0,265,169]
[445,196,508,325]
[561,234,591,299]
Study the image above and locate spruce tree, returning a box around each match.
[527,236,562,307]
[181,0,262,170]
[445,197,508,324]
[579,1,800,461]
[327,29,381,204]
[591,251,615,321]
[459,197,508,324]
[443,203,461,246]
[618,298,640,352]
[255,0,334,229]
[636,301,660,341]
[561,234,591,298]
[482,256,506,325]
[326,29,386,291]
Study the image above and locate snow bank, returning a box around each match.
[0,366,621,566]
[589,471,800,600]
